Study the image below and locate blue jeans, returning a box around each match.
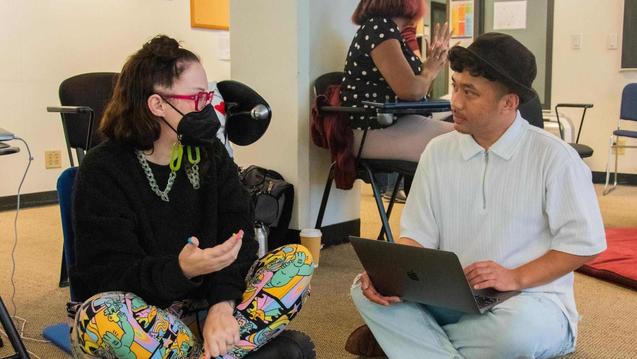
[351,278,575,359]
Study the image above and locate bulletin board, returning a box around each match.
[190,0,229,30]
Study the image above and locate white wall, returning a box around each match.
[0,0,230,197]
[308,0,360,228]
[231,0,360,230]
[552,0,637,173]
[230,0,309,230]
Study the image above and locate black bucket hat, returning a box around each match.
[448,32,537,103]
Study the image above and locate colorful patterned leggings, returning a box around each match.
[71,244,314,359]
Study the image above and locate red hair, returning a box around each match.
[351,0,426,25]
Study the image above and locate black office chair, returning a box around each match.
[603,83,637,195]
[47,72,118,287]
[518,94,544,129]
[313,72,450,243]
[48,72,119,166]
[555,103,594,158]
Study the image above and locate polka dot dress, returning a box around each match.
[340,16,422,129]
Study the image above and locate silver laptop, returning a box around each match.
[350,236,520,314]
[0,127,15,141]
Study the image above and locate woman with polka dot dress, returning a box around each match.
[341,0,454,162]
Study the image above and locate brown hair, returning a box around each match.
[100,35,199,150]
[351,0,426,25]
[449,49,511,97]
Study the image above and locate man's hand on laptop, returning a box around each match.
[464,260,521,291]
[359,271,402,306]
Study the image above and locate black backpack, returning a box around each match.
[239,165,294,248]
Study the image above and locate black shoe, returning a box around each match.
[246,330,316,359]
[345,324,385,357]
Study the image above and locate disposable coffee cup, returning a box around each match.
[300,229,322,268]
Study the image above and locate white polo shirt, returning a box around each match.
[400,113,606,338]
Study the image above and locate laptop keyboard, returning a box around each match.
[474,295,499,308]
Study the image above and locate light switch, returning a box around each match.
[571,34,582,50]
[608,33,618,50]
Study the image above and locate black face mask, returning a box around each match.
[161,101,220,146]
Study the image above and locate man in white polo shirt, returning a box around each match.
[347,33,606,359]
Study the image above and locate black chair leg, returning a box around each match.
[315,163,336,229]
[385,174,403,219]
[0,296,30,358]
[59,248,69,288]
[378,174,403,241]
[363,165,394,242]
[404,175,413,196]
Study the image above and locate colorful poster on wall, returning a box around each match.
[451,0,474,38]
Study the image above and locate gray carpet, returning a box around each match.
[1,184,637,358]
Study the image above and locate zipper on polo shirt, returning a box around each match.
[482,150,489,209]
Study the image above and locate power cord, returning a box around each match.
[9,138,32,318]
[0,137,46,359]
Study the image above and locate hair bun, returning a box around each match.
[141,35,182,61]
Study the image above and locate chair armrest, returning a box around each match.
[47,106,94,114]
[555,103,593,109]
[554,103,594,144]
[319,106,368,113]
[47,106,97,155]
[320,100,451,127]
[362,100,451,113]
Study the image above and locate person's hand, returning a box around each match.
[359,272,401,306]
[179,230,243,279]
[464,260,521,291]
[200,301,240,358]
[422,22,452,77]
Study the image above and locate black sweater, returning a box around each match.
[70,139,257,309]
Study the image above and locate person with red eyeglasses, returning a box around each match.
[69,35,315,359]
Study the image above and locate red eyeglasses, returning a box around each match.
[160,91,214,111]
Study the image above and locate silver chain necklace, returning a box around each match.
[185,163,200,190]
[136,150,200,202]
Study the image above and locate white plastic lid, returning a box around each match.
[300,228,322,237]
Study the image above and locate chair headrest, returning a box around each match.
[217,80,271,146]
[58,72,119,150]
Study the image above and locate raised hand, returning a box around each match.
[179,230,244,279]
[422,22,453,76]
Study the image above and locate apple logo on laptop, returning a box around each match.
[407,270,420,281]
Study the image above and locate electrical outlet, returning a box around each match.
[45,150,62,169]
[608,32,618,50]
[613,139,626,156]
[571,34,583,49]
